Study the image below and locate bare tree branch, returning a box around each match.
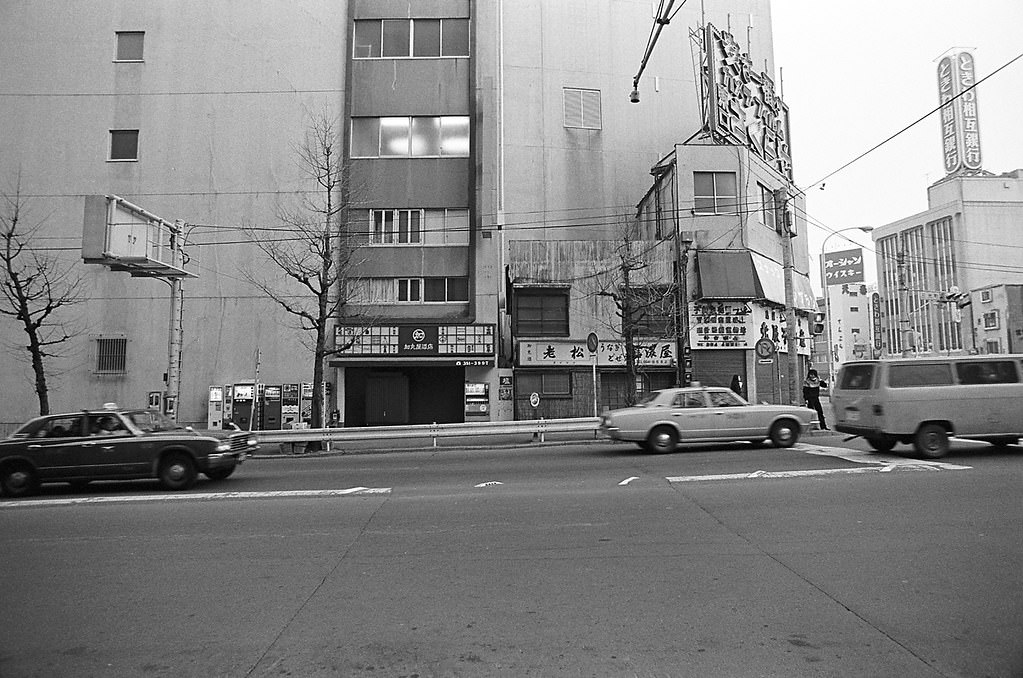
[0,174,87,415]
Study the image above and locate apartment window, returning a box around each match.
[563,88,601,129]
[424,277,469,302]
[95,336,127,374]
[985,339,1001,354]
[425,208,470,245]
[109,130,139,161]
[351,116,470,157]
[627,286,673,337]
[396,277,468,303]
[353,18,469,59]
[980,289,993,303]
[397,278,421,302]
[759,184,776,230]
[514,289,569,337]
[694,172,737,214]
[850,306,860,312]
[115,31,145,61]
[983,311,1000,330]
[370,209,422,244]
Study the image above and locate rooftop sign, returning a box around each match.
[937,50,983,175]
[702,23,793,180]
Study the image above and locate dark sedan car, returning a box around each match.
[0,406,256,497]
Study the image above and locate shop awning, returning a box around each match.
[696,251,758,298]
[698,250,817,311]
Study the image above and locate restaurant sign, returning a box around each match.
[518,340,676,367]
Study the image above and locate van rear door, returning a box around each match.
[832,363,879,429]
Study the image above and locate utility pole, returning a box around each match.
[775,189,799,403]
[673,230,692,387]
[166,219,186,421]
[897,250,913,357]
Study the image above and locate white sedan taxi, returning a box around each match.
[599,386,816,453]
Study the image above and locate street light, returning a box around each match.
[820,226,873,382]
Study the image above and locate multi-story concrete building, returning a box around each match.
[874,170,1023,356]
[0,1,798,430]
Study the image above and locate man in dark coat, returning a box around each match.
[802,368,829,430]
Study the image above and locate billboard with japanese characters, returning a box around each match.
[937,50,982,175]
[823,248,864,286]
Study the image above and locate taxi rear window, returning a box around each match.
[839,364,874,390]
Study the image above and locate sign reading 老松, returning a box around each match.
[518,340,676,367]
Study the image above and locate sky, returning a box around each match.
[770,0,1023,290]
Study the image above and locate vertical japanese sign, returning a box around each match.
[871,292,883,352]
[937,51,982,175]
[823,248,864,286]
[702,24,793,180]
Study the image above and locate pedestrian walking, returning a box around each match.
[803,369,829,430]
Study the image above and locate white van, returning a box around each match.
[832,355,1023,458]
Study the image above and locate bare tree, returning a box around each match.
[592,221,675,406]
[243,111,360,429]
[0,179,86,415]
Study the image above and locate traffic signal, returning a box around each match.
[812,312,826,335]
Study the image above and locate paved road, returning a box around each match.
[1,438,1021,677]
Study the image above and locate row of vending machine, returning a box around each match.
[207,383,318,431]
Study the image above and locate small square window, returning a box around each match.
[109,130,139,161]
[115,31,145,61]
[353,20,382,58]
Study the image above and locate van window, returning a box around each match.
[955,360,1019,385]
[839,364,875,390]
[888,363,953,388]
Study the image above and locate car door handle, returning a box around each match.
[28,444,42,449]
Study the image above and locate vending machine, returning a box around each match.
[300,382,313,425]
[207,385,224,429]
[281,383,300,428]
[222,384,234,429]
[464,382,490,418]
[261,384,282,430]
[231,383,255,430]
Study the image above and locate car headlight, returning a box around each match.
[247,437,257,448]
[216,441,231,452]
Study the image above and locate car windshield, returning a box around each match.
[124,410,185,433]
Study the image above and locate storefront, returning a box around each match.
[332,324,496,426]
[514,338,677,418]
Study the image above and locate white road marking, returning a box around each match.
[666,465,956,483]
[0,487,392,509]
[618,476,639,486]
[796,443,972,470]
[474,481,503,487]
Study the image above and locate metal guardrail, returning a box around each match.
[254,417,601,447]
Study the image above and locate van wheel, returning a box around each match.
[646,426,678,454]
[865,436,896,453]
[914,424,949,459]
[769,419,799,448]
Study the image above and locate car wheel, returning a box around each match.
[204,464,236,481]
[158,453,198,491]
[646,426,678,454]
[769,419,799,448]
[1,463,39,498]
[914,424,949,459]
[865,436,896,453]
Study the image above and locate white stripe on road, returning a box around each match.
[0,487,392,509]
[618,476,640,485]
[796,443,973,470]
[666,464,965,483]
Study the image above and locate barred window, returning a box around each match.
[96,336,127,374]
